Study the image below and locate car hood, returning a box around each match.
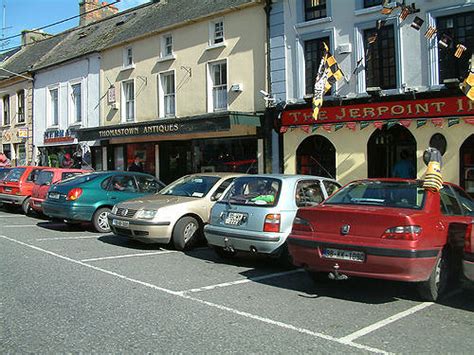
[117,194,205,210]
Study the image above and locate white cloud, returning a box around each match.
[115,0,150,11]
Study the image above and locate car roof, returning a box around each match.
[185,172,246,178]
[233,174,338,183]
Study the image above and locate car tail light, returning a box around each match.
[67,188,83,201]
[381,225,422,240]
[263,214,280,233]
[291,216,314,233]
[465,223,473,254]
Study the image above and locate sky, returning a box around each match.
[0,0,149,51]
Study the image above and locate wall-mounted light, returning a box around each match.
[443,78,460,88]
[230,83,243,92]
[366,86,384,97]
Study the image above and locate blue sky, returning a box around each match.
[0,0,149,51]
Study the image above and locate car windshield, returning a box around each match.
[324,180,425,209]
[160,175,220,198]
[222,177,281,207]
[36,171,54,185]
[4,168,26,182]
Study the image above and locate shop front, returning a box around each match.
[77,113,263,184]
[1,126,32,166]
[280,95,474,195]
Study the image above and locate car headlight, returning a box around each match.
[136,209,157,219]
[111,205,118,215]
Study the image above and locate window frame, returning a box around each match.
[158,70,176,118]
[69,81,83,125]
[161,33,174,58]
[303,36,331,95]
[123,46,134,69]
[207,60,228,112]
[209,19,225,47]
[47,87,59,127]
[2,95,10,126]
[304,0,327,22]
[17,90,25,123]
[121,79,135,123]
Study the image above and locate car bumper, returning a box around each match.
[30,197,45,213]
[0,192,27,205]
[42,200,94,222]
[287,237,440,282]
[463,253,474,281]
[205,225,285,254]
[108,214,172,244]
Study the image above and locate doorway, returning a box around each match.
[296,135,336,179]
[159,140,193,184]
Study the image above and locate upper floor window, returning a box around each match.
[2,95,10,125]
[123,47,134,68]
[159,71,176,118]
[437,11,474,82]
[304,37,330,95]
[162,34,173,57]
[122,80,135,122]
[210,20,224,45]
[17,90,25,123]
[364,24,397,90]
[305,0,327,21]
[49,88,59,126]
[209,61,227,112]
[364,0,383,8]
[71,83,82,124]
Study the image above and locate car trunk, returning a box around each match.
[212,202,278,233]
[0,181,21,195]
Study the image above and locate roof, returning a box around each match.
[235,174,339,182]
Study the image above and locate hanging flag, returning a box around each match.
[448,118,460,127]
[322,124,332,132]
[387,120,398,129]
[460,70,474,101]
[454,44,467,58]
[432,118,443,127]
[465,118,474,125]
[312,125,319,132]
[279,126,288,133]
[346,122,356,131]
[380,6,395,15]
[438,34,452,49]
[424,26,437,39]
[374,121,384,130]
[400,119,412,128]
[335,123,345,131]
[399,6,410,21]
[301,125,311,133]
[360,121,370,130]
[411,16,424,31]
[417,119,427,128]
[324,43,344,93]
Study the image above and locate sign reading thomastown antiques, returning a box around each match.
[281,96,474,125]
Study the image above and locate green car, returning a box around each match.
[42,171,165,232]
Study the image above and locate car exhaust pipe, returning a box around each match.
[250,246,258,253]
[223,238,235,253]
[328,263,348,281]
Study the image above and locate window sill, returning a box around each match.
[295,16,332,29]
[354,2,397,16]
[46,125,60,130]
[69,123,82,129]
[157,55,176,63]
[120,65,135,72]
[205,42,226,51]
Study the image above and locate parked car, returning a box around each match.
[463,221,474,282]
[287,179,474,301]
[205,174,341,262]
[0,166,48,213]
[29,168,90,214]
[42,171,165,232]
[108,173,244,250]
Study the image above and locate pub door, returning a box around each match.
[296,135,336,179]
[159,140,193,184]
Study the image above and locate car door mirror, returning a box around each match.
[211,192,222,201]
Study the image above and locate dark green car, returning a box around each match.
[42,171,165,232]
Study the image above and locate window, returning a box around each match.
[71,83,82,124]
[222,177,281,207]
[17,91,25,123]
[16,144,26,166]
[211,20,224,45]
[304,37,330,95]
[136,175,164,193]
[452,186,474,216]
[440,186,463,215]
[296,180,325,207]
[162,34,173,57]
[123,47,134,68]
[323,180,341,196]
[160,72,176,118]
[109,175,138,193]
[364,0,383,8]
[304,0,327,21]
[49,88,59,126]
[122,80,135,122]
[437,11,474,82]
[2,95,10,125]
[209,61,227,111]
[211,178,235,201]
[364,24,397,90]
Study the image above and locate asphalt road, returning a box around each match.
[1,209,473,354]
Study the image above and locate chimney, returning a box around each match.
[21,30,53,46]
[79,0,119,26]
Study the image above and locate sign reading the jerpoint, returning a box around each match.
[281,96,474,125]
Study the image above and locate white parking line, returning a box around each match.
[179,269,304,294]
[0,215,28,218]
[36,235,101,241]
[0,235,387,354]
[3,224,37,227]
[81,250,176,262]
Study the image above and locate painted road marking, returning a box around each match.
[0,235,387,354]
[81,250,176,262]
[36,235,102,241]
[179,269,304,294]
[3,224,37,227]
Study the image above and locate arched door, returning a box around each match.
[460,134,474,197]
[296,135,336,179]
[367,124,417,178]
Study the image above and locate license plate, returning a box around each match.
[322,248,365,262]
[224,212,244,225]
[4,187,11,192]
[112,219,129,228]
[49,193,60,200]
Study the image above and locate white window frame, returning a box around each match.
[160,33,174,59]
[121,79,135,123]
[16,89,26,124]
[207,59,228,112]
[123,46,134,69]
[47,86,60,127]
[209,19,225,47]
[2,95,10,126]
[69,80,83,125]
[158,70,176,118]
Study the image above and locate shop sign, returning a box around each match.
[281,96,474,125]
[107,86,116,104]
[44,129,76,144]
[17,127,28,139]
[2,130,13,143]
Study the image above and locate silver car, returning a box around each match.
[204,174,340,262]
[108,173,244,250]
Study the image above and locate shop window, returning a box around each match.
[210,19,224,45]
[364,24,397,90]
[159,71,175,118]
[304,37,330,95]
[121,80,135,122]
[17,90,25,123]
[126,143,155,175]
[209,61,227,112]
[2,144,11,161]
[15,143,26,166]
[49,88,59,126]
[114,146,125,171]
[3,95,10,125]
[304,0,327,21]
[364,0,383,8]
[437,11,474,82]
[92,147,104,171]
[296,135,336,179]
[71,83,82,124]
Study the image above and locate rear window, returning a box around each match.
[36,171,54,185]
[222,177,281,207]
[0,168,11,180]
[5,168,26,182]
[62,172,83,180]
[58,173,99,185]
[324,180,425,209]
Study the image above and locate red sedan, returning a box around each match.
[288,179,474,301]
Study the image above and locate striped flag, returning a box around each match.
[399,6,410,21]
[460,70,474,101]
[454,44,467,58]
[424,26,437,39]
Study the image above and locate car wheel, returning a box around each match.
[306,270,330,284]
[172,216,200,251]
[22,197,31,215]
[92,207,111,233]
[418,248,450,302]
[213,246,236,259]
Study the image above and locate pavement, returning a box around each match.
[1,209,473,353]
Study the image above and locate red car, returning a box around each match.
[288,179,474,301]
[463,221,474,282]
[29,168,90,214]
[0,166,48,213]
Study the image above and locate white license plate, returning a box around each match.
[225,212,244,225]
[4,187,11,192]
[49,193,60,199]
[322,248,365,262]
[112,219,129,228]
